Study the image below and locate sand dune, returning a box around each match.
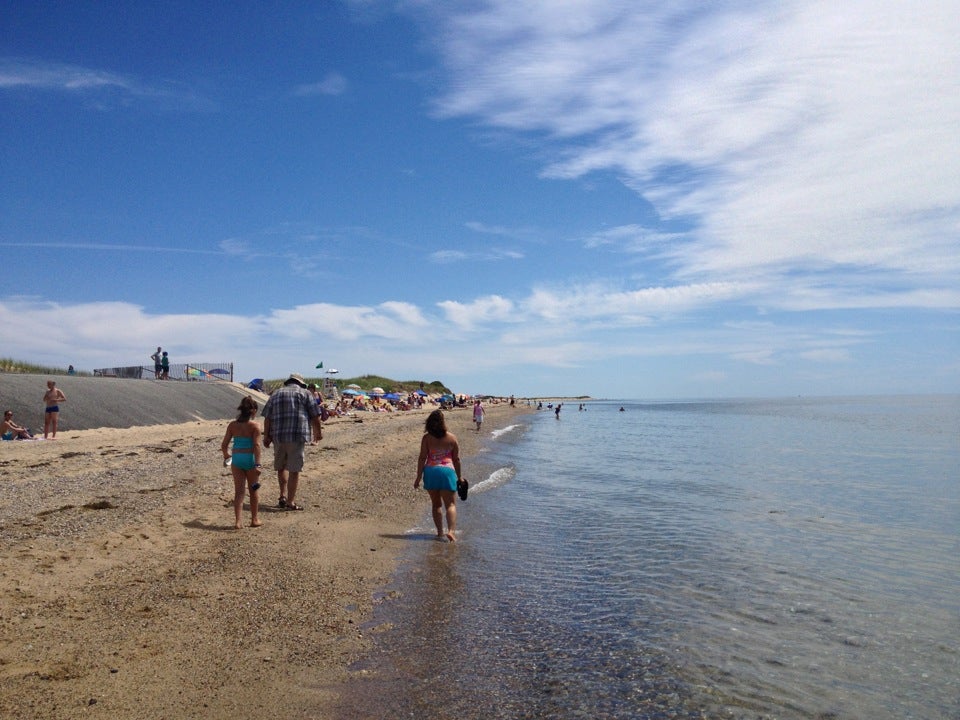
[0,373,265,433]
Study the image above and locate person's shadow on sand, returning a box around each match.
[183,518,238,532]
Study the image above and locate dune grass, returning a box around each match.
[0,358,86,375]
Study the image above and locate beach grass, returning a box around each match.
[0,357,87,375]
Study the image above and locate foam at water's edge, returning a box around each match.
[490,424,520,439]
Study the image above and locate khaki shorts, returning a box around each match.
[272,441,306,472]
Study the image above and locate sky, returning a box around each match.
[1,1,958,399]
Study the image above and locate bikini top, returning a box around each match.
[426,444,454,467]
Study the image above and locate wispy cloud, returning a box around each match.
[0,241,220,255]
[0,58,135,91]
[415,2,960,302]
[292,72,348,97]
[465,221,540,241]
[429,248,524,264]
[0,57,214,110]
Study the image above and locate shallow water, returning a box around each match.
[339,396,960,719]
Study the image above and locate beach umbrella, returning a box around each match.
[370,387,385,395]
[342,388,366,396]
[186,367,204,378]
[209,368,230,375]
[346,383,361,390]
[415,389,428,396]
[384,392,401,401]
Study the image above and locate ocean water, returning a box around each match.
[338,396,959,719]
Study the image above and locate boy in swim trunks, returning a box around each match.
[43,380,66,439]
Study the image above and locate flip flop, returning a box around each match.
[285,503,304,511]
[278,496,286,508]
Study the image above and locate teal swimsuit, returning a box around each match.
[231,436,257,471]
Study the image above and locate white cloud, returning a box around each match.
[522,280,752,323]
[465,221,540,241]
[438,295,515,329]
[266,301,428,342]
[0,58,135,91]
[417,1,960,297]
[0,287,938,394]
[429,248,524,263]
[293,72,348,96]
[430,249,469,264]
[0,57,214,110]
[799,348,852,363]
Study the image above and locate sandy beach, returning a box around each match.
[0,399,529,719]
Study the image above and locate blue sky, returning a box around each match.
[2,1,958,398]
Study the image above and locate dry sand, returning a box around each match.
[0,402,529,719]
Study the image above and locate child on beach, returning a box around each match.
[221,396,263,529]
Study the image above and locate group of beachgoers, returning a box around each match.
[4,373,488,540]
[222,372,467,539]
[1,379,66,441]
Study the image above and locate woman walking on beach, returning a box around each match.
[43,380,66,439]
[473,398,485,432]
[415,409,462,542]
[221,396,263,529]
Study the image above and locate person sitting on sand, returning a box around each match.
[2,410,34,440]
[414,409,463,542]
[43,379,66,439]
[221,396,263,529]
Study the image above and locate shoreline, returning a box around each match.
[0,402,531,718]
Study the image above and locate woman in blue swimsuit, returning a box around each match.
[221,396,263,529]
[415,409,462,542]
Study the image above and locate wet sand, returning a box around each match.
[0,402,528,719]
